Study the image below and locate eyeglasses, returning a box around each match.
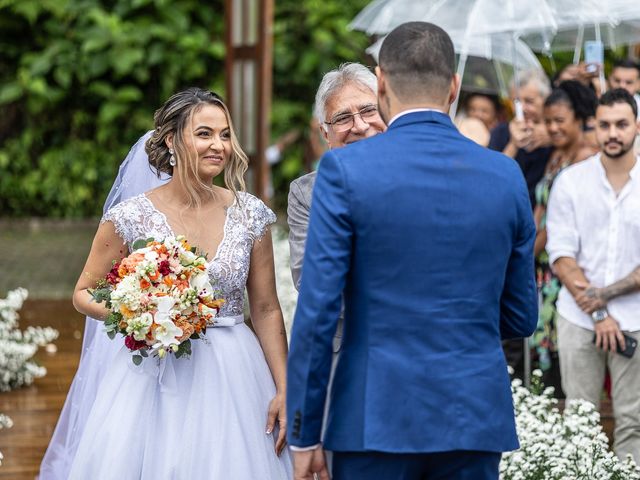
[325,105,379,132]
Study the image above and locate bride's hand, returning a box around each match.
[266,392,287,455]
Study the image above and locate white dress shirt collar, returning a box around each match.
[387,108,445,127]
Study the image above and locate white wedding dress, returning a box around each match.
[66,192,292,479]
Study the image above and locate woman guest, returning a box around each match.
[532,80,598,380]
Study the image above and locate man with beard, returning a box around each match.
[547,88,640,463]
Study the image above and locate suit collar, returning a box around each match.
[387,110,454,131]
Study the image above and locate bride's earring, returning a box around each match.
[169,148,176,167]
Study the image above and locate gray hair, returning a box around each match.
[313,62,378,129]
[511,68,551,99]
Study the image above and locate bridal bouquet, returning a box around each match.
[91,236,224,364]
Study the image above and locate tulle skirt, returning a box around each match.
[40,317,123,479]
[66,322,292,480]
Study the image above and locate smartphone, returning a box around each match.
[584,40,604,73]
[592,332,638,358]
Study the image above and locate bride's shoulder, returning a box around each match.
[101,194,148,225]
[233,191,276,239]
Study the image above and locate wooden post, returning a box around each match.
[225,0,274,201]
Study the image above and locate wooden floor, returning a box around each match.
[0,300,84,480]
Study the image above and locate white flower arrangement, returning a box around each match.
[501,370,639,480]
[0,288,58,392]
[0,413,12,465]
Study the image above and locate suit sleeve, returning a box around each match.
[499,172,538,340]
[286,151,352,447]
[287,179,310,291]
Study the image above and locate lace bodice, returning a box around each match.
[101,192,276,317]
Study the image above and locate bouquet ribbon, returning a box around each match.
[211,314,244,327]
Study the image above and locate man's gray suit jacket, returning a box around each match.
[287,171,342,352]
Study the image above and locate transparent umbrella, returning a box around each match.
[523,0,640,55]
[366,34,543,97]
[350,0,436,35]
[350,0,557,117]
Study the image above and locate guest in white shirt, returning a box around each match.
[547,88,640,463]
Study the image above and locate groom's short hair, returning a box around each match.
[379,22,455,103]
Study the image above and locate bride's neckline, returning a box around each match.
[139,192,238,263]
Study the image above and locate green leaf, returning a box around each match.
[53,67,71,89]
[132,354,143,366]
[107,330,116,340]
[139,349,148,357]
[132,238,148,250]
[0,83,23,104]
[175,340,191,359]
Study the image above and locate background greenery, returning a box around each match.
[0,0,631,217]
[0,0,370,217]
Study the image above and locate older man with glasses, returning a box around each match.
[288,62,386,304]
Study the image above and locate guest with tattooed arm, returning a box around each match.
[546,89,640,464]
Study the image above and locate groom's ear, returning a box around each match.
[447,74,461,106]
[375,66,386,98]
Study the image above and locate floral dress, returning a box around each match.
[531,160,567,371]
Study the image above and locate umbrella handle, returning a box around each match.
[514,99,524,121]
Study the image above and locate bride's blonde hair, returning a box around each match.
[146,88,248,206]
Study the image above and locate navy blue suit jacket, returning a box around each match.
[286,111,537,453]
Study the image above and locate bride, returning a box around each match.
[64,88,292,479]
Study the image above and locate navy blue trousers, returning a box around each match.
[332,450,501,480]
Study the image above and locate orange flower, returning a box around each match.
[118,264,128,277]
[163,276,174,287]
[148,270,160,281]
[140,279,151,290]
[175,318,195,342]
[120,305,135,319]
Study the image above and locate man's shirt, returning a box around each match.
[547,154,640,331]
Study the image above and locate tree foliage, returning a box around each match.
[0,0,225,217]
[0,0,371,217]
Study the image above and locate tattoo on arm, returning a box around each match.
[598,266,640,302]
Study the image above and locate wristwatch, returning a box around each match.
[591,309,608,323]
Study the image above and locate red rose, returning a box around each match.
[124,335,146,351]
[158,260,171,276]
[106,262,121,285]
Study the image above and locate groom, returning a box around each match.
[287,21,538,480]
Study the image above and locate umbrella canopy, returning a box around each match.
[350,0,435,35]
[366,34,543,96]
[522,0,640,52]
[350,0,558,117]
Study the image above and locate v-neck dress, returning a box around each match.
[66,192,292,479]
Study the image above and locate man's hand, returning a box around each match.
[574,280,607,314]
[527,120,551,151]
[594,316,626,353]
[292,447,330,480]
[508,118,532,149]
